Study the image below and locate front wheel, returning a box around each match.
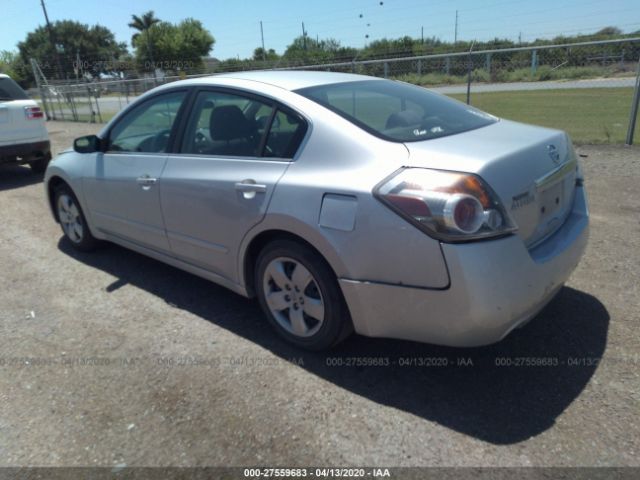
[54,185,100,252]
[255,240,352,350]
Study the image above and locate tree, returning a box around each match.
[253,47,279,62]
[0,51,27,84]
[283,36,356,64]
[18,20,128,82]
[361,36,415,59]
[128,11,161,45]
[133,19,215,73]
[595,27,623,36]
[128,11,161,70]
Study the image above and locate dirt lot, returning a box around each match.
[0,121,638,469]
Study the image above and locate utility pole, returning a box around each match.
[302,22,307,50]
[74,49,80,83]
[260,21,266,61]
[466,40,475,105]
[454,10,458,43]
[40,0,64,80]
[421,26,424,44]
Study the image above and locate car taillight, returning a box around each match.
[24,106,44,120]
[374,168,517,242]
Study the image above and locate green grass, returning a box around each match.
[449,87,638,144]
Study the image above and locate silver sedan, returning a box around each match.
[44,71,589,350]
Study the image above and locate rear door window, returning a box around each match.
[264,110,307,159]
[180,90,274,157]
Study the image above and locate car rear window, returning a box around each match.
[0,77,29,101]
[295,80,497,142]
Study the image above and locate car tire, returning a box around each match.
[29,158,50,174]
[255,239,353,350]
[53,184,100,252]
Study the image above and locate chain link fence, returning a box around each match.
[31,38,640,144]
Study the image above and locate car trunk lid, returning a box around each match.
[0,99,45,146]
[0,76,44,146]
[402,119,578,247]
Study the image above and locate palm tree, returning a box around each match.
[128,11,161,70]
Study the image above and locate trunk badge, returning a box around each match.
[511,189,535,210]
[547,144,561,164]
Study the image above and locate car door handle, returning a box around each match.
[136,175,157,190]
[136,175,157,186]
[234,180,267,193]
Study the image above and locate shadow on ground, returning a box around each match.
[59,238,609,445]
[0,165,43,191]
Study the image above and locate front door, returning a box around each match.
[84,91,187,251]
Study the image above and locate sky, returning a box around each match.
[1,0,639,60]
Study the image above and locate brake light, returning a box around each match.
[24,106,44,120]
[375,168,517,242]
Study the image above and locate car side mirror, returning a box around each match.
[74,135,102,154]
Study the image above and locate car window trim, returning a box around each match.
[103,88,192,155]
[258,107,278,157]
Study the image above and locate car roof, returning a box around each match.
[183,70,382,91]
[0,74,10,79]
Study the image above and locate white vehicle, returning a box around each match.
[0,74,51,173]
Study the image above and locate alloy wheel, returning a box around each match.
[262,257,325,338]
[57,194,84,244]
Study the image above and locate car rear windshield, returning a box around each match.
[0,77,29,101]
[295,80,497,142]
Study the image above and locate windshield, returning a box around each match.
[0,77,29,101]
[296,80,497,142]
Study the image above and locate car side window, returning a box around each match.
[181,91,274,157]
[108,91,186,153]
[264,110,307,159]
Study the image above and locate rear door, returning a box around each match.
[160,88,307,283]
[83,90,188,251]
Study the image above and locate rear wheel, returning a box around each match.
[54,185,99,252]
[255,240,352,350]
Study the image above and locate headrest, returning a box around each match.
[209,105,253,141]
[385,110,422,129]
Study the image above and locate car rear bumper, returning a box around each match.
[0,140,51,165]
[339,185,589,347]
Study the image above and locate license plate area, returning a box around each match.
[538,179,564,226]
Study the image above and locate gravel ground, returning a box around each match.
[0,121,638,469]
